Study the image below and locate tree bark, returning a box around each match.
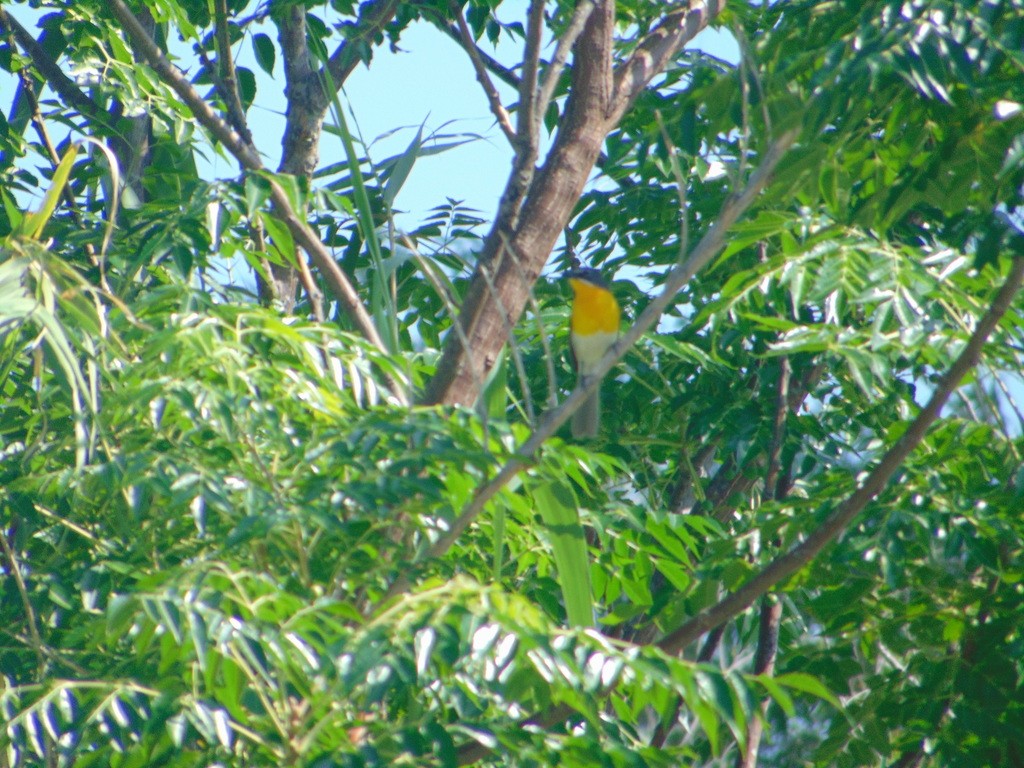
[269,0,400,308]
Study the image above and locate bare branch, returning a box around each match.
[438,21,521,89]
[658,255,1024,655]
[325,0,400,88]
[449,1,516,144]
[535,1,596,133]
[612,0,726,119]
[517,0,546,148]
[212,0,254,146]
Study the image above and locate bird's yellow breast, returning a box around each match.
[569,278,620,335]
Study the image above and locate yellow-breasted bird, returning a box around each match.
[567,268,620,438]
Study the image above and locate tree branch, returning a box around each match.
[438,21,521,90]
[270,0,399,307]
[738,596,782,768]
[612,0,725,118]
[0,8,106,125]
[422,0,621,407]
[270,4,316,307]
[212,0,253,146]
[535,2,596,133]
[325,0,400,87]
[449,0,516,144]
[517,0,546,148]
[658,255,1024,655]
[277,4,317,177]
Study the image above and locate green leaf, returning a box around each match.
[244,173,271,216]
[531,479,593,628]
[20,143,79,240]
[252,32,275,75]
[259,213,297,268]
[382,121,424,208]
[481,351,508,421]
[775,672,841,708]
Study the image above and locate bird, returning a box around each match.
[566,267,620,438]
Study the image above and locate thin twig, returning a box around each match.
[502,231,558,415]
[986,363,1024,452]
[528,288,559,411]
[656,110,690,261]
[733,23,772,138]
[736,21,751,179]
[402,234,488,407]
[479,253,535,424]
[449,1,516,144]
[438,21,521,89]
[765,357,790,497]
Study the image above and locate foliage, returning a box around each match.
[1,0,1024,767]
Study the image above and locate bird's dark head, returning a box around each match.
[565,267,608,289]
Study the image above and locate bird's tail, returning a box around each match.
[572,385,601,438]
